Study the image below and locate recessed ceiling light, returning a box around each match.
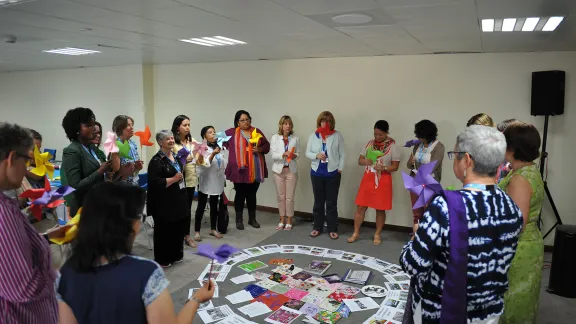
[522,17,540,31]
[542,16,564,31]
[332,13,373,25]
[481,16,564,32]
[482,19,494,32]
[43,47,101,55]
[502,18,517,32]
[179,36,246,47]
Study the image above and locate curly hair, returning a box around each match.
[62,107,96,141]
[414,119,438,143]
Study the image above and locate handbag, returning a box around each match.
[217,192,229,234]
[403,190,468,324]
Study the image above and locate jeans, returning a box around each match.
[311,173,341,232]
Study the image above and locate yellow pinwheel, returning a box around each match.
[49,208,82,245]
[30,146,54,180]
[249,128,262,145]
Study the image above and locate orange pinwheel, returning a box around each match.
[285,147,296,163]
[134,125,154,148]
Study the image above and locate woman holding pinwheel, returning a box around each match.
[110,115,143,185]
[347,120,400,245]
[223,110,270,230]
[171,115,198,247]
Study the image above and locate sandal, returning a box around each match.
[310,230,321,238]
[373,234,382,246]
[347,232,360,243]
[184,237,197,248]
[329,232,339,240]
[284,224,293,231]
[209,230,223,239]
[276,223,285,230]
[193,233,202,242]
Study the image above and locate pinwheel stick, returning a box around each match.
[209,259,215,278]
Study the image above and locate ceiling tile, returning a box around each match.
[377,0,471,9]
[335,25,432,54]
[270,0,379,15]
[475,0,575,18]
[305,9,396,28]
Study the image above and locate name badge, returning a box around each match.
[179,180,186,190]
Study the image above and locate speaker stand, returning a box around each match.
[538,115,563,239]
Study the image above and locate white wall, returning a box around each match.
[153,52,576,245]
[0,65,147,161]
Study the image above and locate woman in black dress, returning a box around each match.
[147,129,190,268]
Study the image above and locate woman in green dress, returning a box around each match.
[499,122,544,324]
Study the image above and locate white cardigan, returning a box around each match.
[270,134,300,174]
[305,131,345,172]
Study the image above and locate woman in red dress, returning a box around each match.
[347,120,400,245]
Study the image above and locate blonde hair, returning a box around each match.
[316,111,335,131]
[277,115,294,136]
[467,113,495,127]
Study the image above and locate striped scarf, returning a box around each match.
[234,127,265,183]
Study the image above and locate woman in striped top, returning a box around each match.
[0,123,69,324]
[400,125,524,323]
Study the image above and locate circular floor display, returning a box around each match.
[191,244,410,324]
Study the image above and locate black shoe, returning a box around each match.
[248,218,260,228]
[236,219,244,230]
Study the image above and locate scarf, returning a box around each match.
[234,127,265,183]
[365,138,394,188]
[316,124,335,140]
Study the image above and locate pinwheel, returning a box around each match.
[103,131,119,156]
[316,124,335,140]
[195,243,239,276]
[134,125,154,149]
[19,177,75,221]
[402,160,443,209]
[404,139,422,148]
[116,139,131,159]
[176,146,191,166]
[285,147,296,163]
[249,129,262,146]
[215,132,231,148]
[49,208,81,245]
[192,139,208,157]
[365,146,385,188]
[30,146,55,180]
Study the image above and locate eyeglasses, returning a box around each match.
[238,119,251,123]
[447,151,474,160]
[15,152,33,163]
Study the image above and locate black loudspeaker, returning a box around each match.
[547,225,576,298]
[531,70,565,116]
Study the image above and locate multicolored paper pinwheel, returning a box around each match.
[134,125,154,149]
[19,177,75,221]
[402,160,443,209]
[215,132,231,148]
[176,146,191,166]
[30,146,55,180]
[49,208,81,245]
[404,139,422,148]
[103,131,119,156]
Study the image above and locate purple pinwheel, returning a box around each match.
[176,146,191,166]
[33,186,75,205]
[404,139,422,147]
[402,160,443,209]
[195,243,239,264]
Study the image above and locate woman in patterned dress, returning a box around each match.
[499,122,544,324]
[111,115,143,185]
[347,120,400,245]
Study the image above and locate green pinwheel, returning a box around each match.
[366,146,384,164]
[116,140,131,159]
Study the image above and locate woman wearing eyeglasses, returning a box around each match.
[223,110,270,230]
[305,111,345,240]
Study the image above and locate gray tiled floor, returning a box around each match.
[47,209,576,323]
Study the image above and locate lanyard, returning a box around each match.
[463,184,495,191]
[283,136,291,152]
[160,150,181,173]
[322,142,327,155]
[416,141,433,164]
[215,152,221,168]
[82,145,101,165]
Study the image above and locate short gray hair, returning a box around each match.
[155,129,173,143]
[0,122,34,161]
[456,125,506,177]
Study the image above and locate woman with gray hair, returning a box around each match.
[147,130,191,268]
[400,125,524,323]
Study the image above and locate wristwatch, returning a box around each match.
[384,166,388,172]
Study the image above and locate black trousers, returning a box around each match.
[153,218,185,266]
[184,187,195,236]
[233,182,260,219]
[311,174,341,233]
[194,191,224,232]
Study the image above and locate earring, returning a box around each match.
[463,169,467,178]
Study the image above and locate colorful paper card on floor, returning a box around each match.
[269,283,291,295]
[313,310,342,324]
[328,291,355,303]
[269,272,288,283]
[284,288,309,301]
[292,272,312,281]
[299,303,321,317]
[269,258,294,265]
[239,260,268,273]
[318,298,342,312]
[253,291,291,311]
[243,284,268,298]
[283,299,306,311]
[264,306,302,324]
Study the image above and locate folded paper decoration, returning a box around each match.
[30,146,55,180]
[195,243,239,264]
[365,147,384,164]
[19,177,75,221]
[49,208,81,245]
[249,129,262,145]
[103,132,119,156]
[176,146,191,166]
[215,132,232,148]
[285,147,296,163]
[134,125,154,148]
[116,140,131,159]
[404,139,422,148]
[316,124,335,140]
[402,160,443,209]
[192,139,208,157]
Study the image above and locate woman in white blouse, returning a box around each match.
[194,126,229,240]
[270,115,300,231]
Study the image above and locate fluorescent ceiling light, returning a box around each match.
[179,36,246,47]
[522,17,540,31]
[502,18,517,32]
[0,0,36,7]
[542,16,564,31]
[43,47,101,55]
[482,19,494,32]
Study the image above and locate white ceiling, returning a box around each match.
[0,0,574,72]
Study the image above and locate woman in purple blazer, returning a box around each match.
[224,110,270,230]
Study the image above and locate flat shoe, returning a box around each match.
[329,232,339,240]
[276,223,285,230]
[284,224,293,231]
[310,230,321,238]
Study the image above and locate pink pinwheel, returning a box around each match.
[404,139,422,147]
[103,131,119,156]
[402,160,443,209]
[176,146,191,166]
[192,139,208,157]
